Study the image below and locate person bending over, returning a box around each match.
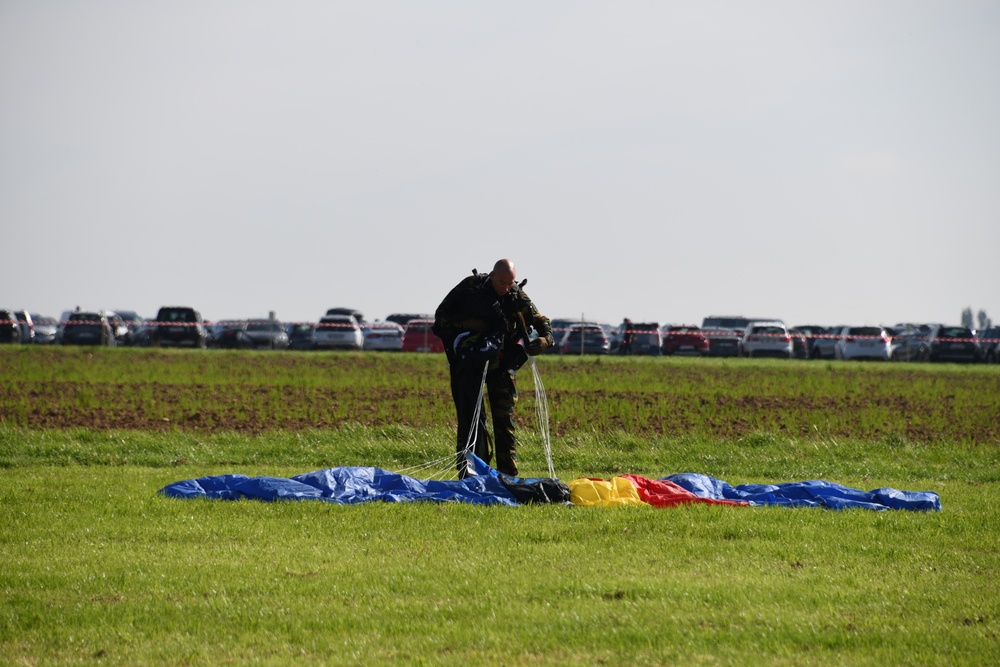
[433,259,553,477]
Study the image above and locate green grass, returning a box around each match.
[1,347,998,665]
[3,347,998,443]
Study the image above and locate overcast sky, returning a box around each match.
[2,1,998,327]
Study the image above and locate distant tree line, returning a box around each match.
[961,307,991,331]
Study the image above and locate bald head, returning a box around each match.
[489,258,517,296]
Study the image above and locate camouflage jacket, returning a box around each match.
[434,271,553,359]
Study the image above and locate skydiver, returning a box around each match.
[433,259,554,478]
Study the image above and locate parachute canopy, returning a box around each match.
[160,455,940,512]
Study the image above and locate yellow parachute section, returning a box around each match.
[567,477,644,507]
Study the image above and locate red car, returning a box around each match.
[661,325,710,356]
[401,319,445,353]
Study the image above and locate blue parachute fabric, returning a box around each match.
[161,473,255,501]
[663,473,941,511]
[158,456,940,511]
[159,454,518,506]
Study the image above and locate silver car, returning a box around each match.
[30,314,58,344]
[244,319,290,350]
[361,322,405,351]
[314,315,363,350]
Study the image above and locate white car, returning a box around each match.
[834,326,891,361]
[739,321,793,358]
[313,315,363,350]
[361,322,404,351]
[13,310,34,344]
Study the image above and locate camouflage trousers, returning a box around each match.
[450,361,519,477]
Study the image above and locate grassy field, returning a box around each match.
[1,347,998,665]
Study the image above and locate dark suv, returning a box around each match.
[0,309,22,344]
[977,327,1000,363]
[559,324,610,355]
[153,306,208,348]
[924,325,979,363]
[61,311,114,346]
[385,313,431,327]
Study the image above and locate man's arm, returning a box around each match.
[521,296,553,355]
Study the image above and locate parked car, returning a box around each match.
[892,322,931,335]
[152,306,208,348]
[609,321,628,353]
[29,314,58,344]
[834,326,891,361]
[976,326,1000,364]
[788,328,809,359]
[325,307,365,323]
[793,325,837,359]
[362,322,405,351]
[130,323,153,347]
[112,310,144,344]
[314,315,363,350]
[701,327,741,357]
[211,320,255,349]
[401,319,444,353]
[739,321,793,358]
[104,312,131,346]
[54,310,73,344]
[61,311,115,346]
[0,309,22,344]
[702,315,754,330]
[208,320,237,347]
[888,324,930,362]
[547,319,586,354]
[598,322,615,349]
[627,322,663,356]
[924,325,979,363]
[244,319,289,350]
[661,325,710,356]
[559,323,610,355]
[385,313,431,327]
[287,323,317,351]
[612,321,635,355]
[13,310,34,344]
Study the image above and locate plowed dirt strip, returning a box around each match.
[4,347,999,440]
[3,374,998,442]
[0,382,452,432]
[545,390,1000,442]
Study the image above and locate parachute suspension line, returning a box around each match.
[393,360,491,481]
[394,454,459,478]
[394,359,556,482]
[459,359,491,458]
[527,356,555,479]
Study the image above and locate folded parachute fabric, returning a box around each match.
[161,465,520,506]
[663,473,941,511]
[567,477,645,507]
[621,474,749,508]
[159,454,572,506]
[159,459,940,511]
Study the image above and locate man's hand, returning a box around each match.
[527,337,550,356]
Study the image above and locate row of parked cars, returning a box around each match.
[3,307,997,364]
[0,309,147,346]
[0,306,442,353]
[208,310,444,352]
[0,308,148,347]
[548,316,1000,364]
